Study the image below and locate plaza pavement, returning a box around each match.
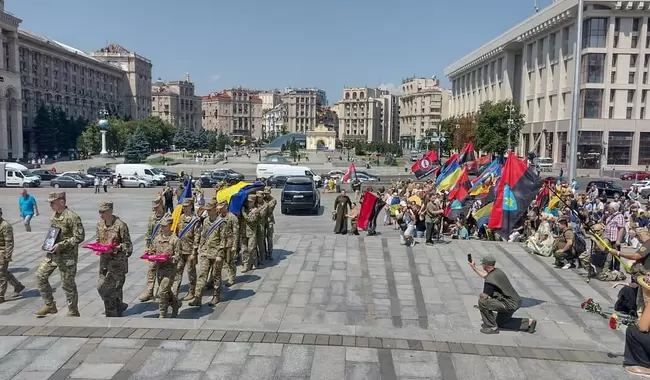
[0,187,637,379]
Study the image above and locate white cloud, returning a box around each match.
[378,83,402,95]
[209,74,221,82]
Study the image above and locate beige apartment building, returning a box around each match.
[445,0,650,169]
[380,93,400,143]
[398,77,448,149]
[91,43,152,121]
[0,0,22,159]
[201,88,263,139]
[151,74,201,131]
[281,88,326,133]
[258,90,281,112]
[336,87,389,142]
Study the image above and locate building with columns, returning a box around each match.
[398,77,448,149]
[0,0,22,160]
[336,87,388,142]
[262,103,287,140]
[445,0,650,170]
[151,74,201,131]
[201,88,263,139]
[281,88,326,133]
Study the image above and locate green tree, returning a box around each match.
[289,138,299,160]
[77,123,101,154]
[475,100,525,155]
[33,105,56,153]
[215,132,230,152]
[173,128,194,150]
[439,118,458,156]
[123,127,151,163]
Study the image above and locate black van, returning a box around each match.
[281,176,321,215]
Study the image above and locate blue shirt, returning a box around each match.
[18,195,36,216]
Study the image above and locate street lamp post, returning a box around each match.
[568,0,585,183]
[506,102,515,153]
[98,109,109,157]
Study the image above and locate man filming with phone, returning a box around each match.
[469,254,538,335]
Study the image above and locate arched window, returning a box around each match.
[360,91,365,99]
[345,92,350,99]
[352,92,357,100]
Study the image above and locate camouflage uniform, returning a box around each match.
[139,197,166,302]
[189,200,227,307]
[255,192,268,266]
[224,209,239,286]
[96,202,133,317]
[150,216,182,318]
[241,196,261,272]
[0,210,25,301]
[172,198,201,301]
[263,187,277,260]
[36,192,85,317]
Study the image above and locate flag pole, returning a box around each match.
[568,0,585,183]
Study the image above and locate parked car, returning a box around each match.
[152,168,179,181]
[210,169,245,184]
[322,170,345,181]
[64,173,94,187]
[586,180,627,198]
[281,176,321,215]
[31,169,59,181]
[620,171,650,181]
[120,175,154,188]
[267,175,289,188]
[61,171,95,180]
[50,175,90,188]
[356,171,380,181]
[631,180,650,189]
[196,176,216,188]
[87,166,114,178]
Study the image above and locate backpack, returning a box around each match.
[571,226,587,255]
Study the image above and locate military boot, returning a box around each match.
[188,297,202,307]
[35,304,58,317]
[225,278,235,287]
[171,300,182,318]
[105,309,119,317]
[10,284,25,298]
[207,296,220,306]
[138,291,154,302]
[182,292,195,301]
[67,308,80,317]
[117,302,129,317]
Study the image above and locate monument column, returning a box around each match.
[11,98,22,158]
[9,31,18,72]
[0,97,7,159]
[0,29,5,70]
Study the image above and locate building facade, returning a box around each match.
[281,88,326,133]
[398,77,447,149]
[444,0,650,169]
[262,103,287,140]
[380,94,400,143]
[0,0,22,159]
[91,43,152,121]
[151,74,201,131]
[258,90,282,112]
[336,87,388,142]
[18,30,126,154]
[201,88,263,139]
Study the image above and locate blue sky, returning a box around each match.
[10,0,554,102]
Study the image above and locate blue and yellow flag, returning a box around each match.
[472,202,493,229]
[171,177,192,232]
[436,161,463,191]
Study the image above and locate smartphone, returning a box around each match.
[467,254,472,263]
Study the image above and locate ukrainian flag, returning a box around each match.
[436,161,463,191]
[472,202,493,229]
[171,177,193,232]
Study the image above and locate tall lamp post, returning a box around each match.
[506,102,515,153]
[568,0,585,183]
[98,109,109,157]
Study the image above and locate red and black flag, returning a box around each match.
[445,166,472,219]
[357,191,384,234]
[458,142,477,165]
[535,185,550,210]
[411,150,439,180]
[488,152,541,239]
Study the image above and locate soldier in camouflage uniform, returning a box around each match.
[255,192,268,266]
[0,208,25,303]
[224,202,239,286]
[36,192,85,317]
[150,216,182,318]
[189,200,227,307]
[172,198,201,301]
[241,195,261,272]
[96,201,133,317]
[139,197,166,302]
[263,187,277,261]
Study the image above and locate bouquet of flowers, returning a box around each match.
[580,298,607,318]
[581,298,636,329]
[83,243,117,255]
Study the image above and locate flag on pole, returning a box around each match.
[411,150,439,179]
[342,162,357,183]
[171,177,193,232]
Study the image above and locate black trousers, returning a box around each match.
[425,221,437,242]
[624,324,650,368]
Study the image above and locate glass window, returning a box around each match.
[577,131,603,169]
[607,131,633,165]
[583,18,608,48]
[549,33,556,61]
[558,131,568,163]
[582,54,605,83]
[639,133,650,165]
[582,89,603,118]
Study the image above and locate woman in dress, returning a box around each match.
[525,213,555,257]
[333,190,352,234]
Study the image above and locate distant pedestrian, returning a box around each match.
[102,177,109,193]
[94,177,101,193]
[18,189,38,232]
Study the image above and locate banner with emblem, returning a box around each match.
[411,150,439,180]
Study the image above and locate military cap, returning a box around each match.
[159,216,173,226]
[481,255,496,266]
[216,201,228,210]
[47,192,66,203]
[204,200,218,210]
[151,197,163,207]
[247,194,256,202]
[181,198,193,207]
[256,191,264,198]
[98,201,113,212]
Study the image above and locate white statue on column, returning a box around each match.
[98,109,109,157]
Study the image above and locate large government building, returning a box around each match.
[0,0,152,160]
[444,0,650,170]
